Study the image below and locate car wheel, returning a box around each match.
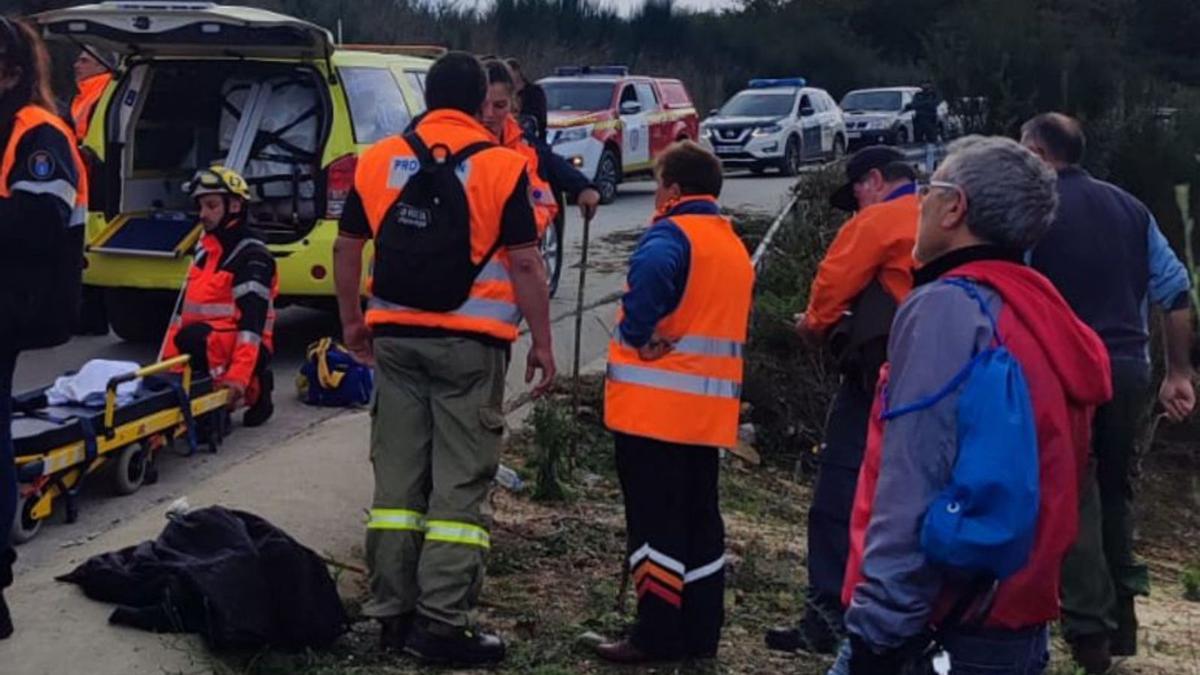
[112,443,149,496]
[542,212,565,298]
[832,135,846,160]
[595,149,620,204]
[11,490,43,545]
[779,136,802,177]
[106,288,177,344]
[897,126,910,146]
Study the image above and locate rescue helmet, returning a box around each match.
[185,165,252,201]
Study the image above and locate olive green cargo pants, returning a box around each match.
[362,336,507,627]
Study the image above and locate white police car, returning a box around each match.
[700,78,846,176]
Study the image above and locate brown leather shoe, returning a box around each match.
[1070,632,1113,674]
[594,639,656,664]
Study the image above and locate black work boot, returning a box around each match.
[1070,632,1113,674]
[242,370,274,428]
[404,616,506,665]
[765,604,840,655]
[1,547,16,639]
[379,613,414,652]
[1110,595,1139,657]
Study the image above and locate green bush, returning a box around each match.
[737,167,846,466]
[1184,563,1200,602]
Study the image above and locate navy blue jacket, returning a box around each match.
[1030,167,1190,368]
[618,199,731,347]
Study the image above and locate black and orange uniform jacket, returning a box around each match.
[0,103,89,349]
[162,222,278,390]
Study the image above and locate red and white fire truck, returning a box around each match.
[538,66,700,203]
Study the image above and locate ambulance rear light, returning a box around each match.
[324,154,358,220]
[749,77,807,89]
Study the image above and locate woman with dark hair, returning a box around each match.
[480,60,599,229]
[0,15,89,639]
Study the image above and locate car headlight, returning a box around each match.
[553,126,592,145]
[752,124,783,137]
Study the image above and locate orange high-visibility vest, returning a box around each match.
[356,109,531,343]
[0,104,89,228]
[71,72,112,142]
[604,204,755,448]
[499,114,558,236]
[162,232,279,388]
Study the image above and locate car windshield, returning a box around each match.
[543,82,615,112]
[841,91,903,112]
[719,92,793,117]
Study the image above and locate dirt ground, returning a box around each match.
[200,378,1199,675]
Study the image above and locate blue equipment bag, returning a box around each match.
[297,338,373,408]
[882,278,1039,580]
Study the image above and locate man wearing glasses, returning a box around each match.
[767,146,919,655]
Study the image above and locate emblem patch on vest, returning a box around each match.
[28,150,55,180]
[388,156,420,189]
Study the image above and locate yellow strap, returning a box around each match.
[425,520,491,549]
[367,508,426,531]
[307,337,347,390]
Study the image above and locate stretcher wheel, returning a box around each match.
[11,491,43,545]
[113,444,149,496]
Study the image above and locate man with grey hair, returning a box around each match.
[1022,112,1195,673]
[829,136,1112,675]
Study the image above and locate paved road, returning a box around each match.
[10,170,796,571]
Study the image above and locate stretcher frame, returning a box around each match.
[11,355,231,544]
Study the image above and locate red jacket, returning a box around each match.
[844,259,1112,634]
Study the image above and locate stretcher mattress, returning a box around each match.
[11,374,213,458]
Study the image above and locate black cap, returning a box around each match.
[830,145,907,212]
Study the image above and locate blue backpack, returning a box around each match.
[882,278,1039,581]
[297,338,374,408]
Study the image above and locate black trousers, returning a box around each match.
[615,432,725,658]
[0,348,16,589]
[804,375,874,630]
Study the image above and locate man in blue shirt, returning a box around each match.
[1023,112,1196,674]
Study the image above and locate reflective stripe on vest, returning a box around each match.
[475,259,512,284]
[607,363,742,399]
[236,330,262,347]
[368,296,521,327]
[182,301,236,318]
[424,520,491,549]
[604,207,754,448]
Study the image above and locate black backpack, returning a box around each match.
[371,133,501,312]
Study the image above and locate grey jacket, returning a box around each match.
[844,279,998,649]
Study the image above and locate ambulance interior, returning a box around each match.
[103,60,330,244]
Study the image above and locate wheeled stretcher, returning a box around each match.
[10,355,232,544]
